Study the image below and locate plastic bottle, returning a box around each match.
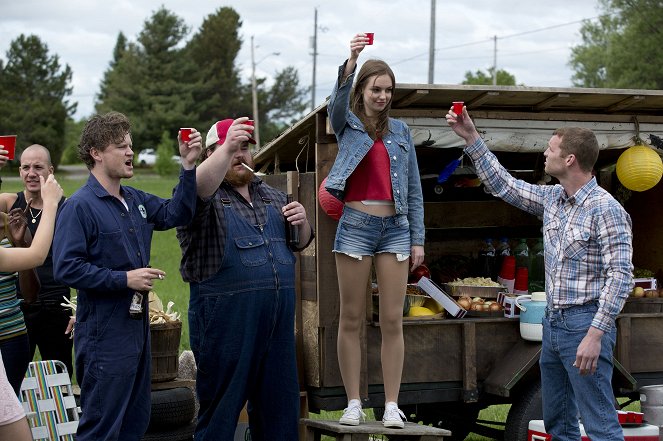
[477,238,496,280]
[494,237,511,280]
[514,238,530,272]
[529,238,545,293]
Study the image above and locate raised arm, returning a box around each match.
[195,118,254,198]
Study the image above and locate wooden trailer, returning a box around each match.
[254,84,663,441]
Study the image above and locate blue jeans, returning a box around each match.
[541,303,623,441]
[333,205,411,258]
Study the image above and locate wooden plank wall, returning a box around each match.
[626,178,663,284]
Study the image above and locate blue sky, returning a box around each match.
[1,0,601,120]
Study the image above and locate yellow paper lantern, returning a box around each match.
[616,145,663,191]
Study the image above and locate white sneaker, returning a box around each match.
[339,400,366,426]
[382,402,406,428]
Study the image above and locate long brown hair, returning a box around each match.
[350,59,395,139]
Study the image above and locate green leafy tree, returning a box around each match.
[95,6,309,152]
[95,7,197,153]
[570,0,663,89]
[187,7,308,144]
[154,131,179,176]
[0,34,75,167]
[260,66,309,143]
[97,32,128,106]
[462,67,517,86]
[187,7,247,126]
[60,118,87,165]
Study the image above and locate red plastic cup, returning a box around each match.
[365,33,374,45]
[0,135,17,160]
[452,101,464,117]
[180,128,192,142]
[500,256,516,279]
[245,120,254,128]
[514,267,529,292]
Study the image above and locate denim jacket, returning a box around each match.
[325,62,425,246]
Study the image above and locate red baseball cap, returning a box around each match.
[205,119,256,148]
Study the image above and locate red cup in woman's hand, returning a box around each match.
[452,101,464,117]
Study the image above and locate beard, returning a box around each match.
[225,159,255,187]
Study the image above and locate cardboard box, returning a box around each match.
[527,419,658,441]
[418,277,467,318]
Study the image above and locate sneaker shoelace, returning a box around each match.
[343,404,366,421]
[383,405,406,422]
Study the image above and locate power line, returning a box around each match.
[390,13,613,68]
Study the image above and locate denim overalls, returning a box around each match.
[189,188,299,441]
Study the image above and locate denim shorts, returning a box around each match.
[333,205,411,259]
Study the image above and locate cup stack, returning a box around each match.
[513,267,529,295]
[497,255,516,293]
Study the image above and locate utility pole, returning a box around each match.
[251,36,279,149]
[428,0,436,84]
[492,35,498,85]
[311,7,318,112]
[251,35,260,148]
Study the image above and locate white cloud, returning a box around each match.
[0,0,601,119]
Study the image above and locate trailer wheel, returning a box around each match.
[412,403,480,441]
[504,380,543,441]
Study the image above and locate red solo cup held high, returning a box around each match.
[514,267,529,292]
[499,256,516,279]
[179,128,193,142]
[365,33,374,45]
[245,120,255,135]
[0,135,17,160]
[452,101,464,117]
[318,177,344,221]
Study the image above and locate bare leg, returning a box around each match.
[374,253,408,404]
[0,417,33,441]
[335,252,373,402]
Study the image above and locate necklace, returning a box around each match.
[29,207,42,224]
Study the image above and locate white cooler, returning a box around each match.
[528,419,659,441]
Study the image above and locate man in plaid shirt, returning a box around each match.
[447,106,633,441]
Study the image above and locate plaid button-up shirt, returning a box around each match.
[466,138,633,332]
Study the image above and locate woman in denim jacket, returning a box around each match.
[325,33,425,429]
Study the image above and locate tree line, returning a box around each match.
[1,1,661,169]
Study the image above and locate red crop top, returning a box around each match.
[345,139,394,202]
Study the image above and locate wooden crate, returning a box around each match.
[622,298,663,313]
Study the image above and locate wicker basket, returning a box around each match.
[150,320,182,382]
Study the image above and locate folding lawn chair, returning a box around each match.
[19,360,79,441]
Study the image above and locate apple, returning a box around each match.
[408,264,431,283]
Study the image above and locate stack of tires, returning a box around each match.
[142,387,196,441]
[141,323,197,441]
